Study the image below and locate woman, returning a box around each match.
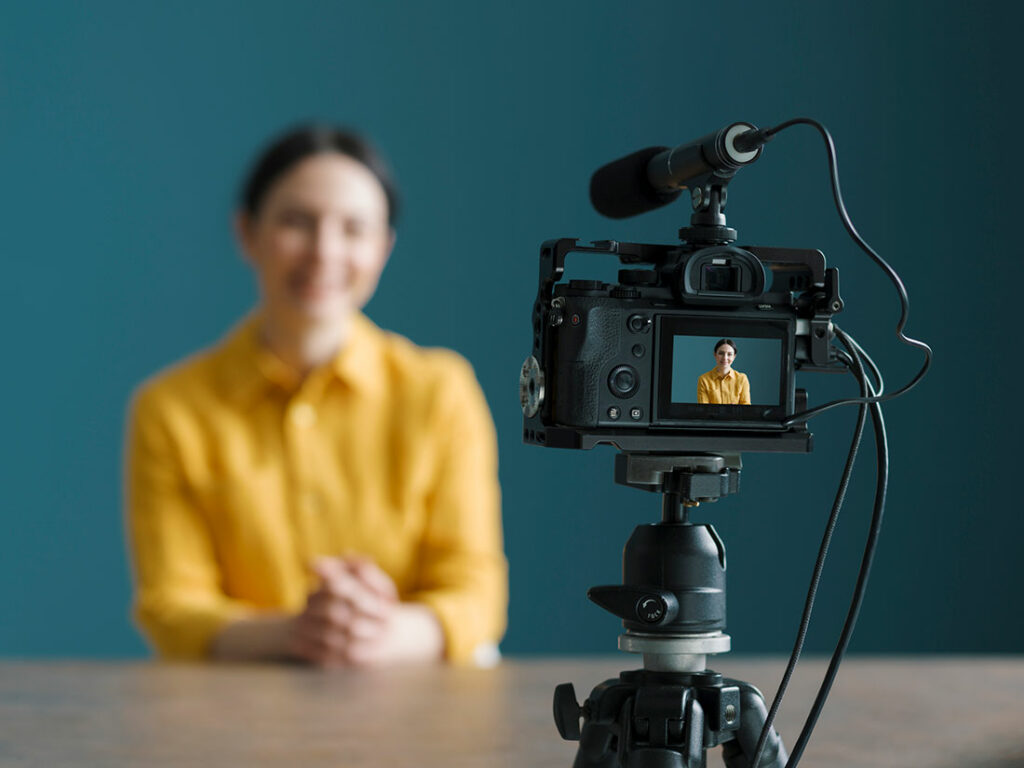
[126,126,507,667]
[696,338,751,405]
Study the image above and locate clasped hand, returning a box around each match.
[288,556,443,667]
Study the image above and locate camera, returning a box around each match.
[520,236,844,455]
[523,120,928,768]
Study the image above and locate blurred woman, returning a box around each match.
[126,126,507,667]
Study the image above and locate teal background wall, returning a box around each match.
[2,1,1021,657]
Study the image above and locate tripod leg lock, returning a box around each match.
[720,680,789,768]
[630,686,704,765]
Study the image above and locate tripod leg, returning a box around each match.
[719,681,788,768]
[568,682,709,768]
[572,721,619,768]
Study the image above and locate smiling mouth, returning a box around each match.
[291,275,345,298]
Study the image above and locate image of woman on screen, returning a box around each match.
[125,126,507,668]
[697,338,751,405]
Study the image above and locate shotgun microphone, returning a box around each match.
[589,122,764,219]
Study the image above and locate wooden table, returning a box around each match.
[1,657,1022,767]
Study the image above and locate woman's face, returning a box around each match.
[238,152,394,326]
[715,344,736,370]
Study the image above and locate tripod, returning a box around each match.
[553,453,788,768]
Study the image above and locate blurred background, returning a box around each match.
[2,0,1021,658]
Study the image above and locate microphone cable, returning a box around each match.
[743,119,906,765]
[788,328,889,767]
[748,326,872,767]
[739,117,934,427]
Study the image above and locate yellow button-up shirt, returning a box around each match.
[696,368,751,405]
[125,312,507,664]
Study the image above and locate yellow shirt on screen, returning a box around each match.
[125,312,507,664]
[697,368,751,405]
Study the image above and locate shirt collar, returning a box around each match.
[217,311,383,405]
[713,367,735,380]
[331,311,383,395]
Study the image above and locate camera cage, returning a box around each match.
[521,237,844,455]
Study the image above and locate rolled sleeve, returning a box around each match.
[125,387,251,659]
[407,356,508,665]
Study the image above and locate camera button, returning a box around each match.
[632,344,645,358]
[627,314,650,333]
[630,407,643,421]
[608,365,639,398]
[607,407,621,420]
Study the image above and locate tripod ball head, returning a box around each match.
[588,522,726,635]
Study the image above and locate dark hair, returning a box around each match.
[239,125,400,226]
[714,338,737,354]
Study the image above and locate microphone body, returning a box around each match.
[590,122,763,219]
[589,146,681,220]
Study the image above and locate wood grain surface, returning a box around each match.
[1,657,1022,767]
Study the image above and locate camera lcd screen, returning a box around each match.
[670,335,783,406]
[655,316,793,426]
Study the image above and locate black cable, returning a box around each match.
[744,118,907,764]
[746,118,909,764]
[749,340,871,768]
[755,118,931,426]
[784,327,889,766]
[842,331,884,396]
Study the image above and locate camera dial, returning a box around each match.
[520,356,545,417]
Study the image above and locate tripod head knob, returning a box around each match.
[589,522,727,639]
[588,586,680,627]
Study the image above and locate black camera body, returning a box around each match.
[520,237,843,455]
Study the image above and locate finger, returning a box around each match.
[289,626,331,665]
[288,629,331,666]
[311,556,344,582]
[348,591,391,621]
[292,636,345,668]
[344,557,399,602]
[304,586,392,634]
[291,621,349,665]
[345,613,390,641]
[303,593,355,628]
[321,574,392,620]
[317,562,365,599]
[318,555,397,611]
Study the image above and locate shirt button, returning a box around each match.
[291,403,316,428]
